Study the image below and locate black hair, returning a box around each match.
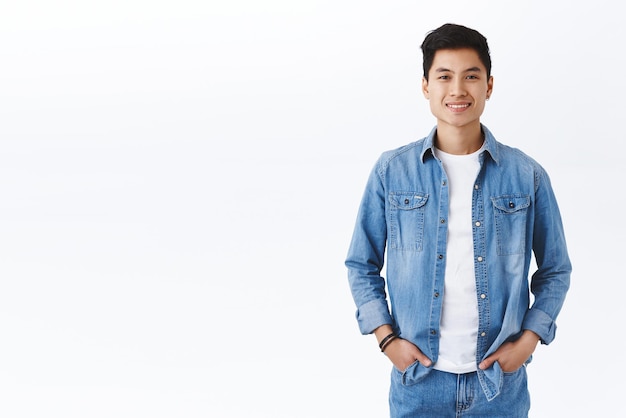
[421,23,491,81]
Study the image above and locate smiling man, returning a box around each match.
[345,23,571,417]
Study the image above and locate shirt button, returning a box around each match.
[442,180,447,186]
[430,330,437,335]
[440,218,446,224]
[475,221,481,227]
[477,256,483,262]
[509,201,515,208]
[480,294,486,299]
[481,332,486,337]
[434,292,440,298]
[474,184,479,190]
[438,254,444,260]
[404,198,410,204]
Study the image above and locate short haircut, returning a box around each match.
[421,23,492,81]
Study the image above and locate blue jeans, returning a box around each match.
[389,366,530,417]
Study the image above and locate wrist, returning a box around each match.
[374,325,394,343]
[378,332,398,353]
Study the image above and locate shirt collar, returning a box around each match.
[419,124,499,165]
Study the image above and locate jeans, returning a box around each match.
[389,365,530,417]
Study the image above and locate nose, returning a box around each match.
[449,79,467,97]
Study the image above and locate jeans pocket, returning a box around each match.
[397,359,428,386]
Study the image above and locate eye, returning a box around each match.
[438,75,450,80]
[466,75,479,80]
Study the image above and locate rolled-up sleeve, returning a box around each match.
[526,168,572,344]
[345,160,392,335]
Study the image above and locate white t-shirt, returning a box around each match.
[432,144,483,373]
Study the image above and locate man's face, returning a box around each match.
[422,48,493,130]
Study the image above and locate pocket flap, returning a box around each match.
[389,192,428,210]
[491,195,530,213]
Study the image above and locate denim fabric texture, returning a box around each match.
[390,367,530,417]
[345,124,571,401]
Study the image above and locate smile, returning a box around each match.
[447,103,470,109]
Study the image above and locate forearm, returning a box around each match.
[520,329,541,345]
[374,324,395,345]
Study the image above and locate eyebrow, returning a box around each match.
[434,66,482,73]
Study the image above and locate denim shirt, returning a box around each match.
[345,125,571,400]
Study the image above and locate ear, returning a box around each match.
[486,76,494,100]
[422,77,429,99]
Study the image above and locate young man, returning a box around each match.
[345,23,571,417]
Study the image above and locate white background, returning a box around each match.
[0,1,623,417]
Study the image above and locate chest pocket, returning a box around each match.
[491,194,530,255]
[388,192,429,252]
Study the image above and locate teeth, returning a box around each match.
[448,104,469,109]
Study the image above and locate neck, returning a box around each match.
[435,123,484,155]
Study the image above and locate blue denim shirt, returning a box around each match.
[345,125,571,400]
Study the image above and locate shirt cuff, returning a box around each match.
[522,308,557,344]
[356,298,393,335]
